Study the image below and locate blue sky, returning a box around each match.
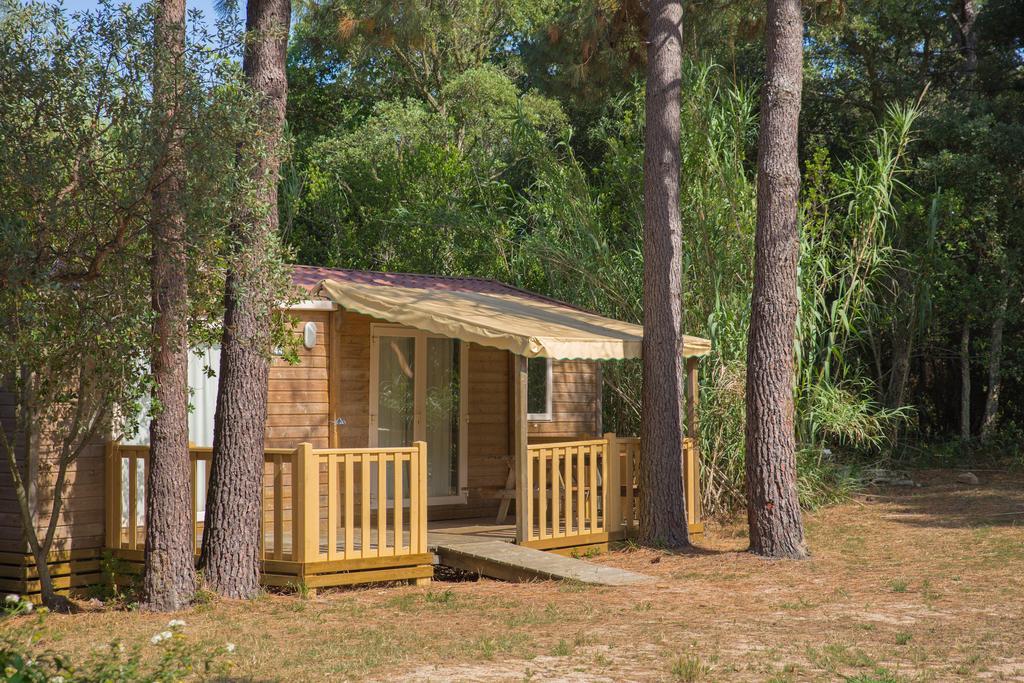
[57,0,224,25]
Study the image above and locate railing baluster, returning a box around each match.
[416,442,427,554]
[394,454,404,554]
[551,449,561,538]
[563,445,572,536]
[576,446,585,534]
[525,448,534,542]
[327,454,339,561]
[538,449,548,539]
[128,454,137,550]
[361,455,373,556]
[344,455,355,557]
[189,456,197,554]
[272,454,283,560]
[589,445,599,533]
[409,449,420,554]
[377,454,388,555]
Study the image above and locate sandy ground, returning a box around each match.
[4,469,1023,681]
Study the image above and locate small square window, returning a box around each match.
[527,357,552,421]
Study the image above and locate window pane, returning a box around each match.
[527,357,549,416]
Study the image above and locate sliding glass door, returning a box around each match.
[371,327,467,504]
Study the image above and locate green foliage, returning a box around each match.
[0,0,286,601]
[0,609,234,681]
[289,65,567,275]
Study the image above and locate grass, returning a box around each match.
[7,469,1023,681]
[888,578,909,593]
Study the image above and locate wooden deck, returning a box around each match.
[99,434,702,594]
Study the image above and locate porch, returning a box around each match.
[104,434,702,590]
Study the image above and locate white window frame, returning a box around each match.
[368,324,469,506]
[527,357,554,422]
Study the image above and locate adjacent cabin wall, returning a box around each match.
[0,388,27,553]
[32,438,106,554]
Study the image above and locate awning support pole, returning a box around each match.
[513,355,529,543]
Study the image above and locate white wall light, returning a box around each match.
[303,321,317,349]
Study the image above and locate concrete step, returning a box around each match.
[430,537,653,586]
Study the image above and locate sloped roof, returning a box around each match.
[291,265,711,361]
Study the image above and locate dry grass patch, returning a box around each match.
[1,470,1022,681]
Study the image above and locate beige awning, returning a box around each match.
[315,278,711,361]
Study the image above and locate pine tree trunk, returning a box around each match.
[980,291,1007,442]
[638,0,688,549]
[960,322,971,443]
[744,0,807,559]
[885,273,916,412]
[955,0,979,77]
[142,0,197,611]
[198,0,290,598]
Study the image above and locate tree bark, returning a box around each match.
[198,0,291,598]
[744,0,807,559]
[885,271,917,412]
[143,0,197,611]
[980,290,1007,442]
[960,322,971,443]
[954,0,979,78]
[638,0,688,549]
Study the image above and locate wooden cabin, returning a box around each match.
[0,265,710,597]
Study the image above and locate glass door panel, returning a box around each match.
[425,338,460,498]
[377,336,416,448]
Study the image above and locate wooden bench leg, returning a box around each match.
[496,466,516,523]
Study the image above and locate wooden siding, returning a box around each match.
[266,311,331,449]
[331,310,371,449]
[0,388,27,553]
[31,439,106,553]
[527,360,602,441]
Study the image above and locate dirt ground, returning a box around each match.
[5,469,1023,681]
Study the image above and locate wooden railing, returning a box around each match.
[297,443,428,562]
[520,437,618,548]
[519,433,703,547]
[610,435,704,538]
[104,441,430,584]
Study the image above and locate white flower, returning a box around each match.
[23,601,33,612]
[49,676,65,683]
[225,642,236,654]
[167,619,186,628]
[150,630,173,645]
[4,594,19,604]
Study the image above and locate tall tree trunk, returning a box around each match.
[885,271,917,412]
[959,322,971,443]
[638,0,688,549]
[980,290,1007,442]
[954,0,979,78]
[198,0,291,598]
[143,0,196,611]
[744,0,807,559]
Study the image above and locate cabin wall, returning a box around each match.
[32,438,105,553]
[266,310,332,449]
[0,388,27,553]
[527,360,602,442]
